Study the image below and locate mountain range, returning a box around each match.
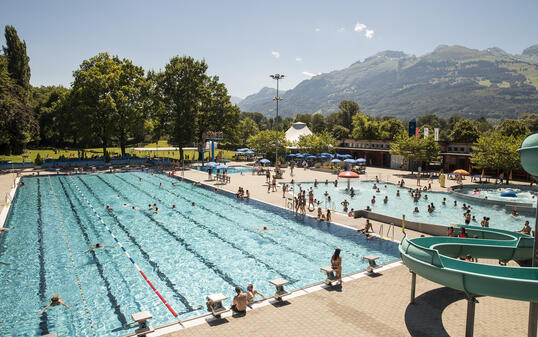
[238,44,538,120]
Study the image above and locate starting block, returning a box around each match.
[363,255,380,273]
[206,293,230,318]
[320,266,339,286]
[269,278,289,301]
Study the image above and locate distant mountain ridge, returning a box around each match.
[238,44,538,120]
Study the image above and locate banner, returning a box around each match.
[434,128,439,141]
[424,127,429,138]
[408,119,416,137]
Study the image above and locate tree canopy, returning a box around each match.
[297,131,338,155]
[390,133,440,167]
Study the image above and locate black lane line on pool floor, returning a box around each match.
[36,179,49,335]
[57,178,128,326]
[112,173,298,284]
[75,177,195,313]
[136,173,317,264]
[91,175,238,288]
[149,173,370,261]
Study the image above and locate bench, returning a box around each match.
[269,278,289,301]
[363,255,380,273]
[206,293,231,318]
[320,266,339,286]
[131,311,154,337]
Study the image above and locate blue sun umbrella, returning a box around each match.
[216,164,228,169]
[344,158,355,163]
[259,158,271,164]
[356,158,366,163]
[307,155,317,159]
[330,159,342,163]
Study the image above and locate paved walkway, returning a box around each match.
[165,263,529,337]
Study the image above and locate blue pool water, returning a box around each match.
[459,186,538,203]
[0,172,399,336]
[295,180,533,232]
[191,165,252,174]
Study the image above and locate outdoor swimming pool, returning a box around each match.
[0,172,399,336]
[296,180,534,232]
[191,165,252,174]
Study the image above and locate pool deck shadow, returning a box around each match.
[404,287,466,337]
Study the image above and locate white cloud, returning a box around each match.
[315,28,320,32]
[295,57,303,62]
[302,71,321,77]
[354,22,366,32]
[365,29,374,39]
[271,51,280,58]
[337,27,345,33]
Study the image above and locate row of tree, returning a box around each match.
[0,26,240,163]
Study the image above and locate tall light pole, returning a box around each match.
[270,74,284,170]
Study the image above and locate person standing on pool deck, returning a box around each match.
[331,248,343,287]
[231,286,248,314]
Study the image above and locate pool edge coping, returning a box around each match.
[0,175,20,230]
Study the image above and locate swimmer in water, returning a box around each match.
[153,207,159,214]
[38,295,71,315]
[131,206,139,211]
[258,226,269,232]
[172,204,176,209]
[106,205,112,211]
[84,243,113,253]
[191,202,195,207]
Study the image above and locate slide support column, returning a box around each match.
[465,297,477,337]
[410,271,416,304]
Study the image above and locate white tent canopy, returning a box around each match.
[285,122,312,144]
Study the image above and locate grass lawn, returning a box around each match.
[0,140,237,163]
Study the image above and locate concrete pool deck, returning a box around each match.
[154,164,532,337]
[0,165,534,336]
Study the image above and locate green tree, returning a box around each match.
[496,119,530,138]
[520,113,538,133]
[246,130,289,160]
[390,133,440,170]
[311,113,325,133]
[0,56,37,154]
[3,25,30,94]
[338,100,360,131]
[161,56,208,163]
[71,53,146,156]
[351,112,379,139]
[197,76,241,146]
[471,132,524,183]
[325,111,342,132]
[331,125,350,140]
[238,117,259,145]
[379,117,405,140]
[297,131,338,154]
[294,113,312,128]
[449,119,480,143]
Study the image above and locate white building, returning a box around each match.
[285,122,312,145]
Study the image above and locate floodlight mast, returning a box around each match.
[270,74,285,169]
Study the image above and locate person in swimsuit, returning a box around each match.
[38,295,71,316]
[84,243,113,253]
[231,286,248,314]
[246,284,264,302]
[331,248,343,287]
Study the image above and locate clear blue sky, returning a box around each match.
[2,0,537,98]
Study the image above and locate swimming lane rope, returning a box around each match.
[48,176,97,336]
[67,176,179,318]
